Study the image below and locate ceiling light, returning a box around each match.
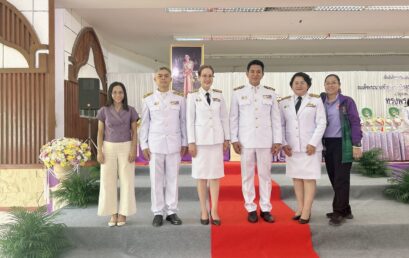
[314,6,364,11]
[166,8,207,13]
[366,6,409,11]
[205,53,409,59]
[328,33,366,40]
[174,33,409,41]
[288,34,328,40]
[365,34,403,39]
[167,5,409,13]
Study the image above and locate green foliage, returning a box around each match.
[53,172,99,208]
[0,206,70,258]
[384,169,409,203]
[357,148,388,177]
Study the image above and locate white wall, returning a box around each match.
[1,0,48,68]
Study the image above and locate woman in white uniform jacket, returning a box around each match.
[279,72,327,224]
[187,65,230,226]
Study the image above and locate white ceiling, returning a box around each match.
[56,0,409,72]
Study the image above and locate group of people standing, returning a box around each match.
[95,59,363,228]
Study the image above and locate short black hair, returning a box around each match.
[106,81,129,111]
[289,72,312,88]
[246,60,264,73]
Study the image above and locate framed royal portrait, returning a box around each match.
[170,45,204,95]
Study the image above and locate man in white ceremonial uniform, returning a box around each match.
[139,67,188,227]
[230,60,282,223]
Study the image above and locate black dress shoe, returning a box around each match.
[292,214,301,221]
[152,215,163,227]
[329,214,345,226]
[166,214,182,225]
[260,211,275,223]
[247,211,258,223]
[326,212,354,219]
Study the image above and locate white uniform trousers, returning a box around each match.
[241,148,272,212]
[98,141,136,216]
[150,152,180,216]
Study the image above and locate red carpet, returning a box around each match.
[211,162,319,258]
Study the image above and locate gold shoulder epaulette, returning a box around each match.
[188,89,199,94]
[309,93,320,98]
[143,92,153,98]
[234,85,245,91]
[264,86,275,91]
[212,89,222,93]
[172,90,184,97]
[278,95,291,102]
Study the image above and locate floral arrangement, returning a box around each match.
[39,138,92,169]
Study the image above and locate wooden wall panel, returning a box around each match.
[0,72,49,165]
[0,0,47,68]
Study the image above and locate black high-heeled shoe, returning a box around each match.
[292,214,301,221]
[299,216,311,224]
[210,212,221,226]
[200,218,209,225]
[200,212,209,225]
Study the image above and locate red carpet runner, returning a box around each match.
[211,162,319,258]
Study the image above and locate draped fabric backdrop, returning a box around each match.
[108,71,409,118]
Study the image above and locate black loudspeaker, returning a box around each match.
[78,78,100,110]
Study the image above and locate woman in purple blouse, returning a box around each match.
[321,74,363,226]
[96,82,138,227]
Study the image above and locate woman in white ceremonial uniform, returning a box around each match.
[187,65,230,226]
[279,72,327,224]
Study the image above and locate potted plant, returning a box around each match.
[0,207,70,258]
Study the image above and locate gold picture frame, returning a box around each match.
[170,44,204,96]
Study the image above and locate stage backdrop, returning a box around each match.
[108,71,409,118]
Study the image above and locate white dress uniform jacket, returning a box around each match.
[187,87,230,145]
[230,84,282,147]
[279,94,327,152]
[139,89,187,216]
[139,90,188,154]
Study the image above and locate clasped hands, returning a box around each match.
[188,141,230,158]
[231,142,282,155]
[282,144,316,157]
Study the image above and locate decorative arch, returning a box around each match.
[68,27,107,91]
[0,0,48,68]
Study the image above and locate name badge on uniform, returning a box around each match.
[196,98,202,102]
[263,95,272,99]
[212,98,221,102]
[306,103,316,108]
[170,101,179,105]
[154,102,159,106]
[241,96,247,100]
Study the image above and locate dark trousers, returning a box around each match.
[323,138,352,216]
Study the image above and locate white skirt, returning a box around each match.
[192,144,224,179]
[286,151,322,179]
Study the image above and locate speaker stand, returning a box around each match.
[82,106,98,159]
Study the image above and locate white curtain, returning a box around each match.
[108,71,409,117]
